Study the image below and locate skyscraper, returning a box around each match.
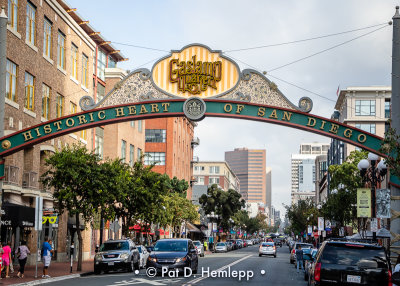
[225,148,267,205]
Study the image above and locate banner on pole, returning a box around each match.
[376,189,391,218]
[318,217,324,231]
[357,188,371,218]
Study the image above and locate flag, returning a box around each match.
[336,85,340,97]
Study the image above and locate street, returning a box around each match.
[44,245,308,286]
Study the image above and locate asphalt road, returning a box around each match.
[45,245,309,286]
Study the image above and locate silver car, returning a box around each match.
[215,242,228,253]
[193,240,205,257]
[259,242,276,258]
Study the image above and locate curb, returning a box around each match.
[79,271,94,277]
[9,274,81,286]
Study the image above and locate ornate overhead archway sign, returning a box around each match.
[0,44,385,161]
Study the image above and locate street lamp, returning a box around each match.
[357,153,388,241]
[206,212,220,251]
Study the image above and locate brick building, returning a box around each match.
[1,0,126,263]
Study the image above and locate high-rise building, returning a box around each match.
[266,167,272,212]
[144,117,196,199]
[291,143,329,204]
[225,148,267,205]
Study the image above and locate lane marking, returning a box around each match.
[184,254,253,285]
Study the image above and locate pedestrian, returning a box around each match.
[203,240,207,251]
[42,237,53,278]
[2,241,12,278]
[296,246,304,273]
[16,240,30,278]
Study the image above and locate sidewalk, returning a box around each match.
[0,260,93,285]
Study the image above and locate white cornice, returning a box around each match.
[45,0,95,51]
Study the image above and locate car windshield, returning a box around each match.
[137,246,142,252]
[193,241,201,246]
[262,243,274,246]
[296,243,313,249]
[154,240,188,252]
[217,243,226,246]
[321,244,388,268]
[100,241,129,251]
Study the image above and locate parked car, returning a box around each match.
[304,248,318,281]
[146,245,155,253]
[308,240,391,286]
[294,247,315,268]
[94,239,140,274]
[137,245,150,269]
[146,239,198,274]
[193,240,205,257]
[245,239,253,246]
[236,239,243,249]
[227,240,238,250]
[290,242,313,264]
[226,241,233,251]
[215,242,228,253]
[259,242,276,258]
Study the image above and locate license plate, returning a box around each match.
[108,262,114,266]
[347,275,361,283]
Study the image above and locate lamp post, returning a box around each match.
[206,212,219,251]
[228,218,234,239]
[357,153,388,241]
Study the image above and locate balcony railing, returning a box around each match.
[22,171,38,189]
[4,165,19,185]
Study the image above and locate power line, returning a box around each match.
[267,24,390,73]
[223,22,389,53]
[111,42,169,53]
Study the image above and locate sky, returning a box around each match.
[66,0,397,216]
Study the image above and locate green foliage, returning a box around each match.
[285,199,318,235]
[380,126,400,177]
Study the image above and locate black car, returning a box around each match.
[146,239,198,275]
[94,239,140,274]
[227,239,238,250]
[309,240,391,286]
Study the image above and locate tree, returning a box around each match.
[380,126,400,177]
[285,199,318,236]
[41,145,105,271]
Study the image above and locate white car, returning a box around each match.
[137,245,150,268]
[245,240,253,246]
[259,242,276,258]
[215,242,228,253]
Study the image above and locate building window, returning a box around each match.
[95,127,103,159]
[8,0,18,31]
[56,94,64,117]
[24,72,34,110]
[43,18,52,59]
[42,84,50,119]
[26,2,36,46]
[80,129,87,141]
[82,54,89,88]
[209,166,220,174]
[97,49,106,81]
[130,121,135,128]
[355,100,376,116]
[198,177,204,185]
[299,165,303,184]
[137,148,142,161]
[129,144,134,167]
[6,59,17,102]
[70,102,77,115]
[145,129,166,142]
[57,31,66,70]
[312,165,316,183]
[121,140,126,162]
[355,123,376,134]
[108,56,116,68]
[138,120,143,132]
[71,43,78,79]
[209,177,220,185]
[96,83,105,103]
[385,100,391,119]
[144,152,165,165]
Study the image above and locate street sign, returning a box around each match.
[109,220,121,233]
[34,197,43,231]
[318,217,324,231]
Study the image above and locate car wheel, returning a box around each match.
[94,266,101,275]
[304,272,308,281]
[201,253,204,257]
[274,254,276,258]
[128,259,134,272]
[259,254,262,257]
[134,259,140,270]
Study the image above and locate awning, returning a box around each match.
[2,202,35,227]
[186,222,201,233]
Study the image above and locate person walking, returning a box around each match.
[296,246,304,273]
[42,237,53,278]
[203,240,207,251]
[2,241,12,278]
[15,241,30,278]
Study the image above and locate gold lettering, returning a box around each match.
[320,120,326,130]
[169,59,179,83]
[88,113,94,122]
[329,124,339,134]
[236,105,244,114]
[34,128,41,137]
[282,112,292,121]
[23,131,33,141]
[162,103,170,112]
[128,106,137,115]
[224,104,232,113]
[66,118,75,127]
[269,109,278,119]
[151,104,160,113]
[44,125,52,134]
[307,117,316,127]
[344,129,353,138]
[140,105,148,114]
[98,111,106,120]
[115,107,125,117]
[78,115,87,124]
[53,121,62,130]
[258,107,266,117]
[358,134,367,143]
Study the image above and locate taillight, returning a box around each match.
[388,268,392,286]
[314,262,321,282]
[273,246,276,250]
